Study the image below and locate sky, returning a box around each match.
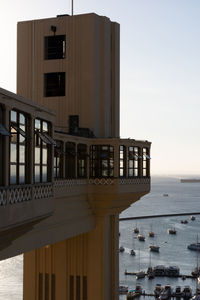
[0,0,200,176]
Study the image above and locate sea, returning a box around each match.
[1,176,200,299]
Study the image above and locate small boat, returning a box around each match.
[191,216,196,221]
[119,285,128,294]
[159,285,172,300]
[168,228,176,234]
[130,249,136,256]
[148,231,155,237]
[135,283,142,294]
[154,284,163,297]
[127,290,140,299]
[119,246,125,252]
[133,227,139,234]
[163,194,169,197]
[191,267,200,277]
[147,267,155,279]
[174,286,182,298]
[188,243,200,251]
[181,220,188,224]
[149,245,160,252]
[136,271,145,280]
[182,286,192,299]
[137,234,145,241]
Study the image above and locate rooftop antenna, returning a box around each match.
[71,0,74,16]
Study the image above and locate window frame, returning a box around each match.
[44,35,66,60]
[90,145,114,178]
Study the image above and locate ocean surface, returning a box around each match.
[1,176,200,299]
[119,176,200,299]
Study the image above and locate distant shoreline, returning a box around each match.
[119,212,200,221]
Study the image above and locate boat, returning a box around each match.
[181,220,188,224]
[136,271,145,280]
[163,194,169,197]
[149,245,160,252]
[153,265,166,276]
[127,290,140,299]
[182,286,192,299]
[166,266,180,277]
[181,179,200,183]
[147,267,155,279]
[191,216,196,221]
[135,283,142,294]
[133,227,139,234]
[168,228,176,234]
[130,249,136,256]
[154,284,163,297]
[119,246,125,252]
[148,224,155,237]
[119,285,128,294]
[174,286,182,298]
[159,285,172,300]
[188,243,200,251]
[137,234,145,241]
[191,267,200,277]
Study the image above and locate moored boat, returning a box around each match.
[137,234,145,241]
[130,249,136,256]
[149,245,160,252]
[136,271,145,280]
[174,286,182,298]
[154,284,163,297]
[182,286,192,299]
[191,216,196,221]
[159,285,172,300]
[168,228,176,234]
[119,285,128,294]
[119,246,125,252]
[188,243,200,251]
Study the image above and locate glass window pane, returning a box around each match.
[19,145,25,163]
[143,161,146,168]
[43,122,48,132]
[120,169,124,177]
[11,111,17,123]
[54,168,57,178]
[42,166,47,182]
[129,169,133,177]
[134,161,138,168]
[43,148,47,164]
[35,119,40,130]
[35,166,40,183]
[54,157,57,167]
[102,170,108,177]
[143,169,147,177]
[19,165,25,183]
[35,147,40,164]
[10,143,17,163]
[134,169,138,177]
[110,169,114,177]
[11,127,17,143]
[120,161,124,168]
[129,160,133,168]
[20,114,25,125]
[10,165,17,184]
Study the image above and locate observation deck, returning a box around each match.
[0,87,151,259]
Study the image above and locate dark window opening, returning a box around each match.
[51,274,55,300]
[45,273,49,300]
[65,142,76,178]
[76,276,80,300]
[77,144,87,178]
[83,276,87,300]
[90,145,114,178]
[44,73,65,97]
[69,275,74,300]
[10,110,28,185]
[38,273,43,300]
[45,35,66,60]
[119,145,126,177]
[54,140,64,179]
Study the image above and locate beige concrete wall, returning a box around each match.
[23,214,119,300]
[17,14,120,138]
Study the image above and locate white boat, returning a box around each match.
[137,234,145,241]
[119,285,128,294]
[154,284,163,297]
[182,286,192,299]
[149,245,160,252]
[130,249,136,256]
[119,246,125,252]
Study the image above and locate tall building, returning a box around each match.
[0,12,153,300]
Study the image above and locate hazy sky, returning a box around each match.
[0,0,200,176]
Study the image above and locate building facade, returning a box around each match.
[0,12,153,300]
